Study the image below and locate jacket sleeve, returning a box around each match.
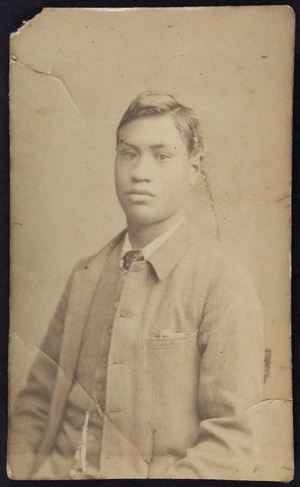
[8,272,75,480]
[166,260,265,479]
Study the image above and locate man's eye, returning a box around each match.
[121,151,137,160]
[156,153,170,161]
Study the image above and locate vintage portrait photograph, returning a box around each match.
[8,6,294,481]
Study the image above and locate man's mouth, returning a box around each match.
[126,189,155,197]
[125,189,155,203]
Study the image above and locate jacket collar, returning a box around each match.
[147,219,198,280]
[82,221,198,282]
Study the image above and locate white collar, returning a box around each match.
[120,217,184,267]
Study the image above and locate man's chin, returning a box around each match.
[125,210,181,230]
[125,209,163,227]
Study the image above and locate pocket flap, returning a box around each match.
[145,330,199,350]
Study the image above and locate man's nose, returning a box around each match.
[131,154,154,182]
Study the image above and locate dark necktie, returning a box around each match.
[122,250,144,270]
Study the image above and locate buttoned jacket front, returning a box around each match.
[10,220,265,480]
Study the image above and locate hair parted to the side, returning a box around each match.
[117,91,203,157]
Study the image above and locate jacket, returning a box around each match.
[9,220,265,479]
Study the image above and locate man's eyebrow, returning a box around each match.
[149,144,171,150]
[117,140,173,150]
[117,139,139,150]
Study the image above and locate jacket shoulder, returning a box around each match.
[191,234,255,287]
[191,234,232,268]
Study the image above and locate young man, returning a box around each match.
[9,92,264,480]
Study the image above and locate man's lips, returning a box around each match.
[125,189,155,197]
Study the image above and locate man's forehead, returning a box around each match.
[117,116,183,147]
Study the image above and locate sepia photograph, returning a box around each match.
[8,6,294,481]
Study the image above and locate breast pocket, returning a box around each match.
[144,331,200,428]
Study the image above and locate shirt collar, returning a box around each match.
[120,218,198,280]
[120,217,184,263]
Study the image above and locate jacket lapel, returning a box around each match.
[38,231,126,455]
[147,220,198,280]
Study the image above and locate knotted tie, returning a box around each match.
[122,250,144,270]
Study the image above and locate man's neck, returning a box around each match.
[127,213,184,249]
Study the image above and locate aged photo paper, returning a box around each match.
[8,6,294,481]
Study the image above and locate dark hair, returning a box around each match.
[117,91,203,157]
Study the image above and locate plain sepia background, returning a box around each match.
[9,6,294,480]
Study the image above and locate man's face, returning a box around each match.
[115,114,199,228]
